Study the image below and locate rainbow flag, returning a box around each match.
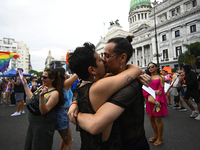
[0,51,20,73]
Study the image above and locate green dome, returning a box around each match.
[130,0,151,10]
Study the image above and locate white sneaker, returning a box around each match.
[195,114,200,120]
[190,111,199,118]
[11,111,21,117]
[21,110,25,114]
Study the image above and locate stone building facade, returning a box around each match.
[96,0,200,71]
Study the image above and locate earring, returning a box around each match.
[94,75,95,80]
[120,63,122,68]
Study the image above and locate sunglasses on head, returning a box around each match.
[41,76,50,79]
[147,65,155,69]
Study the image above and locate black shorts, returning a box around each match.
[184,89,200,103]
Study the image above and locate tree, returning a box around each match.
[178,42,200,71]
[30,70,43,77]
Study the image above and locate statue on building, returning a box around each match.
[109,21,114,26]
[115,19,120,26]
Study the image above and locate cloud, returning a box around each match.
[0,0,162,71]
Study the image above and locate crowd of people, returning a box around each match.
[0,36,200,150]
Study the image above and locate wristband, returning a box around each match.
[70,101,78,107]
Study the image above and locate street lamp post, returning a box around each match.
[152,0,160,69]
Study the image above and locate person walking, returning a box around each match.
[162,70,172,106]
[171,68,186,111]
[3,76,13,105]
[143,62,168,146]
[182,65,200,120]
[11,76,25,116]
[9,77,16,107]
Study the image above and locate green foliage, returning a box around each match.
[179,42,200,69]
[30,70,43,77]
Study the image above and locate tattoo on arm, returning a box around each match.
[124,74,133,85]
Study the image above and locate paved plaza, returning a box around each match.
[0,97,200,150]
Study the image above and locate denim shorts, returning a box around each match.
[15,93,24,101]
[55,109,70,131]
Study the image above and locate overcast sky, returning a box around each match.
[0,0,162,71]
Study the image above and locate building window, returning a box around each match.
[138,14,140,20]
[175,30,180,37]
[162,35,166,41]
[176,46,182,57]
[172,10,175,16]
[176,7,180,14]
[141,13,143,19]
[137,60,140,66]
[145,13,147,19]
[130,18,132,23]
[193,0,197,7]
[190,25,196,33]
[163,49,168,59]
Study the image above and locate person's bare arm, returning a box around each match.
[68,103,79,124]
[77,102,124,135]
[39,87,59,115]
[90,64,142,111]
[63,74,78,91]
[22,77,33,100]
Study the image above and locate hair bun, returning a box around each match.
[126,35,134,43]
[83,42,95,51]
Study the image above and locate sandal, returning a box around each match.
[149,137,157,142]
[153,140,163,146]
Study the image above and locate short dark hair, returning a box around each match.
[68,42,97,80]
[172,68,177,73]
[107,36,134,63]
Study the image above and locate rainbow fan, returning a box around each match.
[0,51,20,73]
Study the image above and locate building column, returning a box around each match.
[169,29,173,58]
[149,44,152,63]
[135,48,138,65]
[142,46,145,67]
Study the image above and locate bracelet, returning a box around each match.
[70,101,78,107]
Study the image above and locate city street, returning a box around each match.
[0,98,200,150]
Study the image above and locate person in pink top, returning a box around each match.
[162,70,172,106]
[143,62,168,146]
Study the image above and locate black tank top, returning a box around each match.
[77,83,123,150]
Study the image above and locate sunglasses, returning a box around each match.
[147,65,155,69]
[41,76,50,79]
[101,53,116,59]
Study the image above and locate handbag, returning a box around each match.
[27,86,44,115]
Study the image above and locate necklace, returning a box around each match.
[82,80,93,83]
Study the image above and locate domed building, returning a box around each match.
[129,0,151,33]
[96,0,200,71]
